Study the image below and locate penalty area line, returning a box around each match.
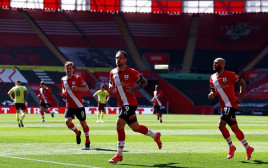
[0,155,103,168]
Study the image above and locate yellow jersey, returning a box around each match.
[8,85,27,103]
[95,90,109,104]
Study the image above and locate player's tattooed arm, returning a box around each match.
[72,82,89,92]
[127,75,148,95]
[235,78,246,104]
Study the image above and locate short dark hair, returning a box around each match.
[40,81,45,85]
[116,50,128,58]
[16,80,21,84]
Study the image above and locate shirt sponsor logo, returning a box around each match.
[72,81,75,85]
[124,74,129,80]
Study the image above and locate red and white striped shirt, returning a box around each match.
[110,66,140,108]
[38,86,52,104]
[61,75,85,108]
[210,70,240,111]
[153,90,164,106]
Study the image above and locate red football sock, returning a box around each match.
[117,128,125,142]
[234,129,245,141]
[68,123,79,135]
[83,125,90,143]
[219,127,230,139]
[40,110,44,119]
[40,110,44,115]
[138,125,149,135]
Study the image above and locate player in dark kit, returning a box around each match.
[61,61,90,150]
[108,51,162,164]
[152,85,164,123]
[208,58,254,160]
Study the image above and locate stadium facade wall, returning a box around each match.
[0,106,154,114]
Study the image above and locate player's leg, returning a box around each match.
[219,107,236,159]
[76,107,90,149]
[154,106,159,120]
[127,106,162,149]
[109,118,126,163]
[100,105,105,122]
[230,123,254,160]
[129,121,162,149]
[40,106,45,122]
[19,104,26,127]
[65,108,81,144]
[80,120,90,149]
[159,107,163,123]
[96,103,100,122]
[44,104,54,117]
[16,109,21,127]
[19,109,26,127]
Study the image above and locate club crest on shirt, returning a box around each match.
[72,81,75,85]
[223,77,227,83]
[124,74,129,80]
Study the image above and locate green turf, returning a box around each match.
[0,114,267,168]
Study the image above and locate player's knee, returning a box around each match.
[65,120,72,127]
[231,125,239,133]
[116,124,124,130]
[218,124,225,130]
[131,127,139,132]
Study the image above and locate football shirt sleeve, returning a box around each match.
[132,69,141,81]
[209,76,214,88]
[229,71,240,83]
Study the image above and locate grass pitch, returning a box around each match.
[0,114,268,168]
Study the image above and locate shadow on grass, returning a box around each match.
[90,148,129,153]
[120,162,195,168]
[240,160,268,165]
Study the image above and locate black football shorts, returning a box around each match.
[220,107,237,126]
[65,107,86,121]
[119,105,137,125]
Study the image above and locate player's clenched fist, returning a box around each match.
[208,92,215,100]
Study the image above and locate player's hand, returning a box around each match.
[126,87,135,95]
[208,92,215,100]
[234,97,242,104]
[62,91,67,97]
[72,86,79,91]
[108,86,113,93]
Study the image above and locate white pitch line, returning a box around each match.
[0,155,103,168]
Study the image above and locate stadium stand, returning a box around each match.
[193,14,268,73]
[66,11,127,48]
[123,13,191,69]
[27,9,92,48]
[0,9,63,66]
